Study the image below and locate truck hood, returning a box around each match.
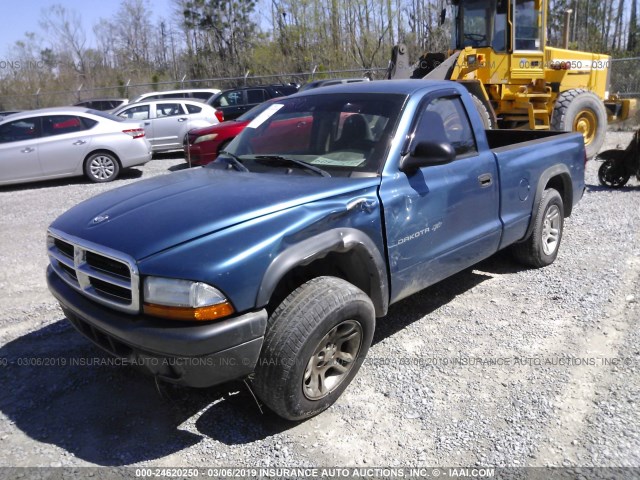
[50,168,380,260]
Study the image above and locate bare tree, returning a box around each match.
[39,4,87,76]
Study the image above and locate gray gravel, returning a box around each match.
[0,135,638,469]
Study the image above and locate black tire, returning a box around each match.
[551,89,607,159]
[84,151,120,183]
[598,159,630,188]
[252,276,375,421]
[470,93,494,129]
[511,188,564,268]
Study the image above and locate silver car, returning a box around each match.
[0,108,152,186]
[130,88,221,103]
[114,99,220,152]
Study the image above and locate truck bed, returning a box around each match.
[485,128,572,149]
[487,129,586,249]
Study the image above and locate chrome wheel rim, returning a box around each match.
[303,320,362,400]
[90,156,116,180]
[542,205,561,255]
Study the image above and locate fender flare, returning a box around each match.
[256,228,389,317]
[521,164,574,241]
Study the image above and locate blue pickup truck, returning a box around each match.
[47,80,585,420]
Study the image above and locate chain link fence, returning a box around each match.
[610,57,640,130]
[610,57,640,97]
[0,67,389,110]
[1,59,638,129]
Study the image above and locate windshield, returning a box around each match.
[454,0,507,52]
[214,92,406,177]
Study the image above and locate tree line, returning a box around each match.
[1,0,638,108]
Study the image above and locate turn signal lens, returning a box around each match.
[143,301,234,321]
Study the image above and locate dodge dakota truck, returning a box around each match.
[46,80,586,421]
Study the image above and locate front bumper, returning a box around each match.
[47,266,267,387]
[184,143,217,166]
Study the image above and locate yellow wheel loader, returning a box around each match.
[388,0,637,157]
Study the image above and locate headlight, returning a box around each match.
[193,133,218,144]
[142,277,234,321]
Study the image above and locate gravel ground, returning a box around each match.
[0,134,638,471]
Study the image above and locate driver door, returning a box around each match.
[379,92,502,303]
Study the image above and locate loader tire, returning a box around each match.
[470,94,494,129]
[551,89,607,159]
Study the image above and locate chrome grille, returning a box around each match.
[47,228,140,313]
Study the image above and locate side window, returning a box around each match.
[119,105,150,120]
[213,91,242,107]
[414,96,477,157]
[186,104,202,114]
[159,93,186,99]
[156,103,185,118]
[492,0,508,52]
[80,117,98,129]
[192,92,212,100]
[0,117,41,143]
[42,115,87,136]
[247,89,267,103]
[515,0,541,50]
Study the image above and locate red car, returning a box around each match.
[185,99,280,166]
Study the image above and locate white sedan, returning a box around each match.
[0,108,152,186]
[114,100,220,152]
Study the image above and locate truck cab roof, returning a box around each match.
[296,79,458,97]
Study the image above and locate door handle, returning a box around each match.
[177,117,187,122]
[478,173,493,187]
[72,140,87,145]
[21,147,35,153]
[144,121,151,125]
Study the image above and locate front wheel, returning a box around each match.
[511,188,564,268]
[84,152,120,183]
[598,159,630,188]
[252,276,375,421]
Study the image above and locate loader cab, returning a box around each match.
[451,0,545,53]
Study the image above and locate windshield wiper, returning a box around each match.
[253,155,331,177]
[219,151,249,172]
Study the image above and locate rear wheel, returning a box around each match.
[512,188,564,268]
[84,152,120,183]
[551,89,607,158]
[598,159,630,188]
[252,276,375,421]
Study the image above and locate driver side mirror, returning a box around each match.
[399,141,456,173]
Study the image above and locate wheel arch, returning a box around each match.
[521,165,573,242]
[256,228,389,317]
